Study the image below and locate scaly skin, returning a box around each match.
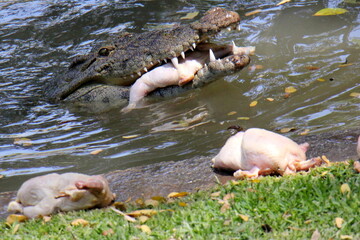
[45,7,247,103]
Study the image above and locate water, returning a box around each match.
[0,0,359,192]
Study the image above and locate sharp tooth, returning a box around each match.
[158,60,161,64]
[144,67,148,72]
[190,46,194,51]
[150,61,153,65]
[237,24,241,31]
[164,59,167,63]
[181,51,185,59]
[209,49,216,62]
[227,27,232,31]
[192,43,196,49]
[171,57,179,68]
[137,72,141,76]
[232,41,237,48]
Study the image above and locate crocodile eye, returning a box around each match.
[98,46,115,56]
[98,48,111,56]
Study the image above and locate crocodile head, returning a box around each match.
[46,7,247,102]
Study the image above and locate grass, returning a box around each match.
[1,161,359,239]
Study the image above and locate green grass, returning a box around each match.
[1,161,359,240]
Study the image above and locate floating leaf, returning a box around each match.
[313,8,348,16]
[137,224,152,234]
[6,214,28,224]
[305,66,320,70]
[279,127,296,133]
[237,117,250,120]
[180,11,199,20]
[299,129,310,136]
[71,218,89,227]
[249,101,258,107]
[13,138,32,147]
[339,63,353,67]
[350,92,360,98]
[239,214,249,222]
[245,9,262,17]
[340,183,351,196]
[266,98,274,102]
[167,192,189,198]
[285,86,297,94]
[90,149,103,155]
[335,217,344,228]
[276,0,291,6]
[127,209,158,218]
[249,64,264,71]
[317,78,326,82]
[227,111,237,116]
[122,134,139,139]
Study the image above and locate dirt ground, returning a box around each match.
[1,129,359,220]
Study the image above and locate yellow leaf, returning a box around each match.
[321,155,330,165]
[350,92,360,98]
[90,149,103,155]
[245,9,262,17]
[71,218,89,227]
[167,192,189,198]
[299,129,310,135]
[335,217,344,228]
[237,117,250,120]
[6,214,28,224]
[340,183,351,196]
[227,111,237,116]
[135,198,145,207]
[249,101,258,107]
[12,224,20,235]
[13,138,32,147]
[313,8,348,16]
[139,215,149,223]
[151,196,166,202]
[339,63,353,67]
[113,201,127,211]
[250,179,261,183]
[223,193,235,201]
[210,191,221,197]
[354,161,360,173]
[239,214,249,222]
[276,0,291,5]
[321,171,329,176]
[304,219,312,224]
[279,127,296,133]
[127,209,158,218]
[340,235,353,240]
[178,202,188,207]
[138,224,152,234]
[180,11,199,20]
[223,219,231,225]
[285,86,297,94]
[317,78,326,82]
[266,98,274,102]
[311,229,321,240]
[220,201,231,212]
[122,134,139,139]
[42,216,52,223]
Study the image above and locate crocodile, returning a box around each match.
[45,7,252,106]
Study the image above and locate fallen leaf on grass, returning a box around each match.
[340,235,353,240]
[90,149,103,155]
[245,9,262,17]
[311,229,321,240]
[313,8,348,16]
[223,219,231,226]
[71,218,89,227]
[340,183,351,196]
[180,11,199,20]
[12,224,20,235]
[113,201,127,211]
[354,161,360,173]
[139,215,149,223]
[127,209,158,218]
[335,217,344,228]
[285,86,297,94]
[276,0,291,6]
[321,155,330,165]
[144,199,159,207]
[210,191,221,198]
[42,216,52,223]
[6,214,28,224]
[249,101,258,107]
[223,193,235,201]
[238,214,249,222]
[137,224,152,234]
[220,201,231,213]
[178,202,188,207]
[167,192,189,198]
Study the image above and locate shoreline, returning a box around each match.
[0,128,358,220]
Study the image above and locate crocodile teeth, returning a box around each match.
[237,24,241,31]
[181,51,185,59]
[227,27,232,31]
[137,72,141,76]
[192,43,196,49]
[158,60,162,64]
[209,49,216,62]
[171,57,179,68]
[232,41,237,49]
[164,59,167,63]
[144,67,148,72]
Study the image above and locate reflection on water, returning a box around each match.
[0,0,359,192]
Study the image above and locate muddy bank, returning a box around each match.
[0,129,359,220]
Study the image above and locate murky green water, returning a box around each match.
[0,0,359,192]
